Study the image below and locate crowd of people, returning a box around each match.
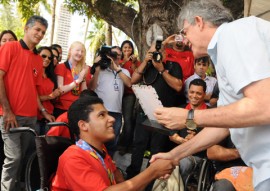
[1,0,270,190]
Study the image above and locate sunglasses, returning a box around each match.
[53,54,59,59]
[41,54,53,60]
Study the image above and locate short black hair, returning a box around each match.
[68,96,103,138]
[195,56,209,65]
[26,15,48,29]
[51,44,62,50]
[189,78,207,92]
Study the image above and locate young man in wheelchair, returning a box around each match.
[51,96,175,191]
[169,79,208,185]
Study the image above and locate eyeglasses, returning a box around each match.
[41,54,53,60]
[53,54,59,60]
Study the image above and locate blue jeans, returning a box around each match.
[105,112,122,158]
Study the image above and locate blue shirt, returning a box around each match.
[208,16,270,188]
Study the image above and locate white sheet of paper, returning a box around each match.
[132,85,163,120]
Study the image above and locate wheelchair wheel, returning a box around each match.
[25,151,41,191]
[197,159,215,191]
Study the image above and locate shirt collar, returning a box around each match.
[207,23,228,65]
[19,39,38,55]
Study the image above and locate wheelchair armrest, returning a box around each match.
[46,122,69,127]
[9,127,37,136]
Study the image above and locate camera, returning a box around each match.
[91,45,118,74]
[152,36,163,62]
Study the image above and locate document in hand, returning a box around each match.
[132,85,177,136]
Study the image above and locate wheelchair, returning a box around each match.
[184,158,216,191]
[10,122,74,191]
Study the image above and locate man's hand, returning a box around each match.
[154,107,188,130]
[42,112,55,122]
[148,159,175,179]
[169,133,185,144]
[3,110,18,131]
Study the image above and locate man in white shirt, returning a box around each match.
[150,1,270,190]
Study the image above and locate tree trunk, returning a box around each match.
[106,23,112,46]
[50,0,57,44]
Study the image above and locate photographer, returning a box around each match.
[126,40,183,189]
[88,46,131,157]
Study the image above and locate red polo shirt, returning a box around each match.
[0,40,42,116]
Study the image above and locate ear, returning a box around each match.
[78,120,88,132]
[194,16,204,30]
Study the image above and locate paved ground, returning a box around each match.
[113,151,149,176]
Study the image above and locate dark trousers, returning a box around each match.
[126,112,169,179]
[212,179,236,191]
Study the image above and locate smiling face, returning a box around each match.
[82,104,115,143]
[122,43,133,58]
[188,84,205,107]
[40,49,52,68]
[69,42,86,63]
[0,33,16,46]
[181,19,210,58]
[24,22,47,47]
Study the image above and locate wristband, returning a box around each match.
[40,108,47,113]
[159,69,166,75]
[116,69,122,74]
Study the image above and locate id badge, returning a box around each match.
[114,80,119,91]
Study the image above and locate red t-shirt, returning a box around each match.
[46,112,70,139]
[37,77,55,119]
[0,41,42,116]
[164,48,194,83]
[54,63,80,111]
[51,145,116,191]
[120,60,140,94]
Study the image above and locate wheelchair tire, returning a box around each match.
[25,151,41,191]
[197,159,215,191]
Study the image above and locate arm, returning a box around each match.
[57,66,87,94]
[0,70,18,130]
[151,128,229,164]
[88,66,100,91]
[37,96,55,122]
[207,145,240,161]
[105,159,174,191]
[39,88,61,101]
[155,77,270,130]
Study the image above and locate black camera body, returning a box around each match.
[91,45,118,74]
[152,36,163,62]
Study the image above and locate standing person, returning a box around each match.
[118,40,140,155]
[51,46,60,67]
[51,44,62,62]
[150,0,270,190]
[126,42,182,182]
[0,30,18,46]
[88,46,131,157]
[54,41,88,118]
[0,29,18,186]
[36,46,61,135]
[0,15,54,191]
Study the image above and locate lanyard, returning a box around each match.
[76,139,115,185]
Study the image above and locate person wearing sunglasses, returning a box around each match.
[51,46,60,67]
[36,46,61,135]
[151,0,270,190]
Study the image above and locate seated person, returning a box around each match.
[47,89,97,139]
[207,135,253,191]
[169,79,208,184]
[51,96,175,191]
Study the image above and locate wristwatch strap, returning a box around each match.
[187,109,194,120]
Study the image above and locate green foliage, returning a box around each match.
[0,3,24,39]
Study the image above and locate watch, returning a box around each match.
[185,109,197,130]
